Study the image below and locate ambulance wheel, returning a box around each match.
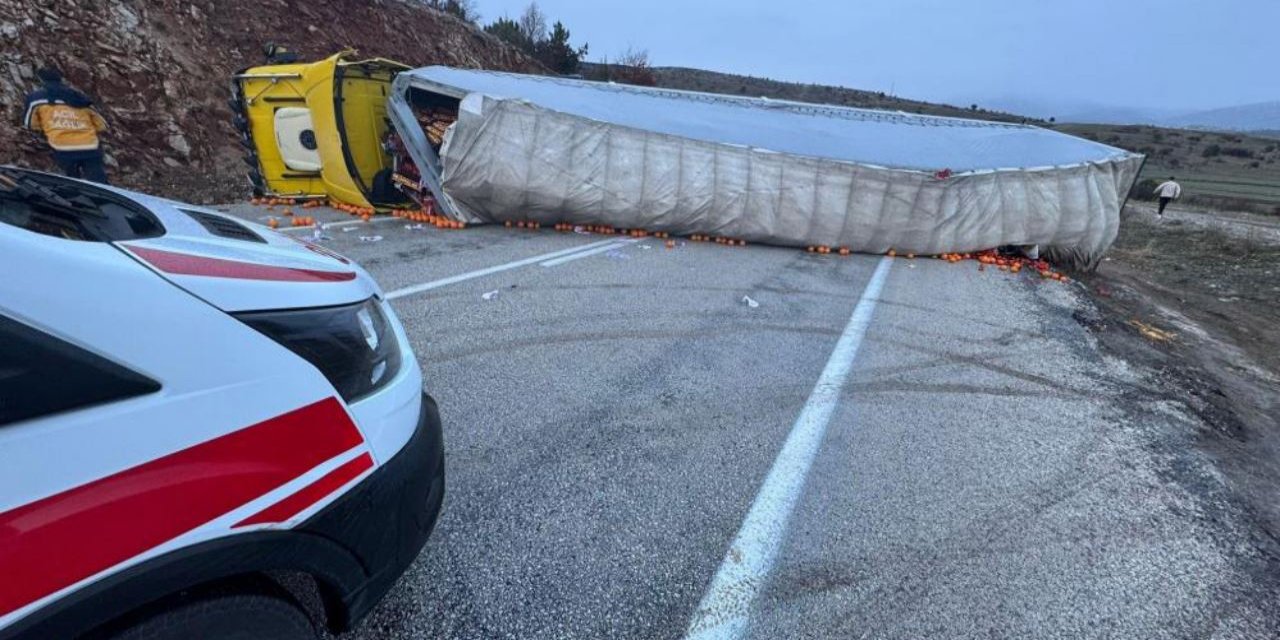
[108,592,315,640]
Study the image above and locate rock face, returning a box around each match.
[0,0,542,202]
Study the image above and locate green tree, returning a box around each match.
[536,21,588,74]
[485,16,531,52]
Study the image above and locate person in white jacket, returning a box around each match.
[1153,177,1182,217]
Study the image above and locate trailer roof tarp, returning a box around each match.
[389,67,1144,266]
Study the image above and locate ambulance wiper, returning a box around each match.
[0,168,105,218]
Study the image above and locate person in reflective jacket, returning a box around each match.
[23,66,110,184]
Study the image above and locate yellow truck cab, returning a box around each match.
[230,51,409,209]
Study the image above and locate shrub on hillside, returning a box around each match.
[1222,147,1254,158]
[1202,144,1222,158]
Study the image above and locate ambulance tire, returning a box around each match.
[107,592,315,640]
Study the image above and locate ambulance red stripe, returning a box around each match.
[0,397,363,618]
[125,245,357,282]
[234,452,375,527]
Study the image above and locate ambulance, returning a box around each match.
[0,166,444,639]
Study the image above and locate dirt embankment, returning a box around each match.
[1077,203,1280,543]
[0,0,542,203]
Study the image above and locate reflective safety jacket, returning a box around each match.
[23,83,107,152]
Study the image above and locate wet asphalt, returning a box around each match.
[221,204,1280,640]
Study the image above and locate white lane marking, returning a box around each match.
[385,239,621,300]
[279,217,399,232]
[685,255,894,640]
[539,238,641,267]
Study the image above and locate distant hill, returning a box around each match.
[976,96,1280,133]
[642,66,1037,125]
[1162,101,1280,133]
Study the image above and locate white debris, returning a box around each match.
[359,235,383,242]
[481,290,500,301]
[742,295,759,308]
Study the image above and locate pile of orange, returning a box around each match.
[493,220,755,248]
[806,245,849,255]
[689,234,745,246]
[394,208,465,229]
[330,200,377,219]
[250,197,297,207]
[936,249,1070,282]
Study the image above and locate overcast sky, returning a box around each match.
[478,0,1275,113]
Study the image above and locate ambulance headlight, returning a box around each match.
[237,297,402,402]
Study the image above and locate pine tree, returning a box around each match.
[537,21,588,75]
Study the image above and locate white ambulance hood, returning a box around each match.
[114,193,378,313]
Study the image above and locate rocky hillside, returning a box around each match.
[0,0,542,202]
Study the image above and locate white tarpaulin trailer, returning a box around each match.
[387,67,1144,266]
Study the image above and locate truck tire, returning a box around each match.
[107,592,315,640]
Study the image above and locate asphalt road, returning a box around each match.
[224,205,1279,639]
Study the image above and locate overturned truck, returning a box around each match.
[387,67,1143,266]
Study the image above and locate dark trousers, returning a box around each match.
[53,150,109,184]
[1157,196,1171,215]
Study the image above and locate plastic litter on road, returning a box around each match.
[359,235,383,242]
[481,290,500,301]
[742,295,760,308]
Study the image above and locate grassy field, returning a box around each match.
[1055,124,1280,212]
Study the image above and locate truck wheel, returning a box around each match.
[108,592,315,640]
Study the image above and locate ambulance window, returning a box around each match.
[0,314,160,426]
[0,168,163,242]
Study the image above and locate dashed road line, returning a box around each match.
[279,217,400,233]
[385,238,625,300]
[539,239,641,267]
